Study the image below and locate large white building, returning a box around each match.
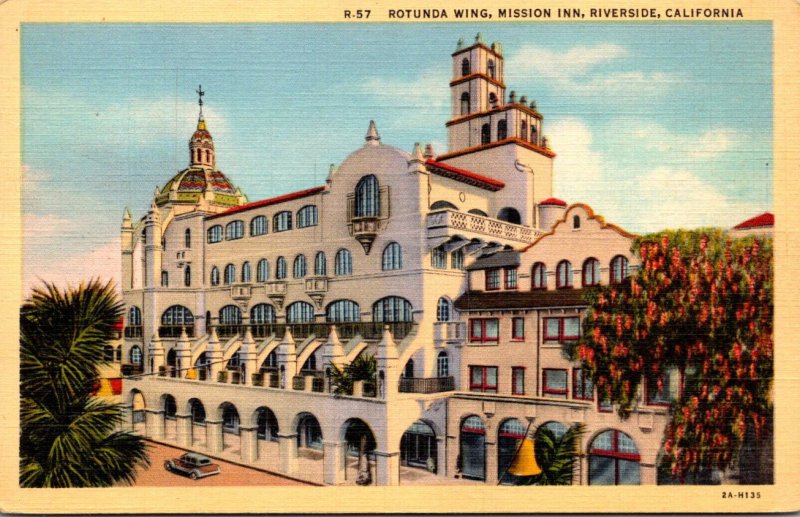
[120,34,670,486]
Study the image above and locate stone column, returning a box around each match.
[278,433,299,475]
[436,436,447,477]
[205,419,223,453]
[175,327,192,378]
[239,328,257,385]
[484,439,499,485]
[374,450,401,486]
[240,426,258,464]
[148,334,165,375]
[119,404,134,432]
[175,414,192,448]
[323,440,346,485]
[376,326,399,400]
[145,409,165,439]
[206,327,223,381]
[277,328,297,388]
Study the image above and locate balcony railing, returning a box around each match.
[159,326,195,338]
[433,321,466,341]
[246,321,414,341]
[398,376,455,394]
[426,209,539,244]
[124,326,143,338]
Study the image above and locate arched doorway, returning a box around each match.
[400,420,437,475]
[162,394,178,441]
[459,415,486,480]
[588,429,641,485]
[296,412,324,482]
[254,407,280,465]
[166,348,177,377]
[219,402,241,455]
[130,389,146,434]
[343,418,377,485]
[188,398,206,447]
[194,352,209,381]
[498,418,527,483]
[497,207,522,224]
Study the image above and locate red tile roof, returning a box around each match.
[539,197,567,207]
[207,186,326,219]
[733,212,774,229]
[425,159,505,191]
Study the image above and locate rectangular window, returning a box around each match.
[512,367,525,395]
[469,366,498,393]
[646,367,682,406]
[431,247,447,269]
[486,268,501,290]
[543,317,581,342]
[511,317,525,340]
[542,368,568,398]
[598,396,613,413]
[451,249,464,270]
[469,318,499,342]
[573,368,594,401]
[504,267,518,289]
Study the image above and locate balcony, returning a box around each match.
[426,209,539,246]
[231,283,252,301]
[124,326,143,338]
[433,321,466,342]
[159,325,194,338]
[247,321,414,341]
[398,376,455,394]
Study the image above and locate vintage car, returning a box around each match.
[164,452,221,479]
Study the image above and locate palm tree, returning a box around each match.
[512,423,586,486]
[20,280,150,487]
[329,353,377,395]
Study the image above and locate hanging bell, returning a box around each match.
[507,437,542,476]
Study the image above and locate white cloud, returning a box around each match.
[631,123,739,159]
[23,213,70,240]
[24,237,121,296]
[361,69,450,110]
[506,44,680,97]
[550,117,605,204]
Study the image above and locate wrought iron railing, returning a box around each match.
[124,326,143,338]
[159,326,194,338]
[398,376,455,394]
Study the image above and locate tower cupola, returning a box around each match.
[189,85,215,168]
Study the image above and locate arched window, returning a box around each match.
[161,271,169,287]
[241,261,252,283]
[210,266,220,286]
[250,215,268,236]
[276,256,287,279]
[334,249,352,276]
[286,301,315,323]
[273,211,292,232]
[160,305,194,337]
[205,149,211,163]
[497,119,507,140]
[184,228,191,248]
[257,259,269,282]
[219,305,242,325]
[481,123,491,145]
[373,296,413,322]
[355,175,380,217]
[498,418,526,481]
[297,205,318,228]
[256,408,279,441]
[460,415,486,480]
[436,297,451,322]
[326,300,361,322]
[573,215,581,229]
[489,92,498,108]
[583,258,600,287]
[293,254,307,278]
[431,200,458,210]
[589,430,641,485]
[224,263,235,285]
[461,57,470,76]
[251,303,276,324]
[184,265,191,287]
[130,345,142,366]
[128,306,142,327]
[302,354,317,371]
[460,92,470,115]
[556,260,573,289]
[225,220,244,240]
[610,256,630,284]
[437,351,449,377]
[382,242,402,270]
[487,59,496,79]
[207,225,222,244]
[314,251,326,276]
[221,403,240,434]
[520,120,527,140]
[497,207,521,224]
[532,262,547,290]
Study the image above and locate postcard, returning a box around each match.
[2,0,799,513]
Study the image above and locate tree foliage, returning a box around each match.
[20,280,150,487]
[329,353,377,395]
[571,229,773,482]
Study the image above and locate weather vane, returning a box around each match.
[196,84,205,117]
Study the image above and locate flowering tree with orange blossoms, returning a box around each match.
[571,229,773,483]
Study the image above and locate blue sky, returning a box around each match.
[22,23,773,289]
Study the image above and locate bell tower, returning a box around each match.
[190,85,215,168]
[450,33,506,118]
